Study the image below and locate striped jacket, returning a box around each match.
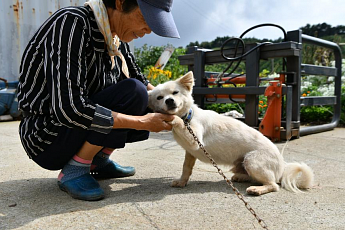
[18,6,148,159]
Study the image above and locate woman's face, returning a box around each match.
[108,1,152,42]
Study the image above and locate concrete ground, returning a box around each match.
[0,120,344,230]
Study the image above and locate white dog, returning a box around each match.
[148,71,314,195]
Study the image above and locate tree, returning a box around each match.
[300,23,345,37]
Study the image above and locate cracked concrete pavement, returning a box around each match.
[0,121,345,230]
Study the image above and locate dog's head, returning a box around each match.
[148,71,195,117]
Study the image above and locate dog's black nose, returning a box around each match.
[165,98,174,105]
[165,98,175,106]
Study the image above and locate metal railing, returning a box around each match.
[178,29,343,140]
[299,34,342,136]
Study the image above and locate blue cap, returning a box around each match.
[137,0,180,38]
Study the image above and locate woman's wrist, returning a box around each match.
[112,111,173,132]
[112,111,145,130]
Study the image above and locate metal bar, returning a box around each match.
[301,64,337,76]
[178,42,302,66]
[302,34,343,50]
[300,96,337,106]
[260,41,302,51]
[285,86,293,139]
[203,98,244,104]
[300,34,343,136]
[193,86,266,95]
[286,30,302,132]
[260,49,300,59]
[178,54,194,65]
[244,45,260,127]
[300,123,337,136]
[193,50,206,108]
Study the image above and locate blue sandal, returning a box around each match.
[90,160,136,179]
[58,174,105,201]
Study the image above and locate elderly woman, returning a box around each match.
[17,0,179,201]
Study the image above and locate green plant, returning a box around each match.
[205,103,244,114]
[259,69,270,78]
[300,106,333,123]
[134,44,187,85]
[258,95,268,117]
[146,67,172,86]
[340,85,345,125]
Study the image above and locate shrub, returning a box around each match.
[205,103,244,114]
[300,106,333,124]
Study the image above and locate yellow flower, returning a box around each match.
[259,100,264,104]
[307,91,311,94]
[302,93,307,97]
[164,70,172,78]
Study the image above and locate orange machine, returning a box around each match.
[205,74,286,142]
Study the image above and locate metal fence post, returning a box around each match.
[245,44,260,127]
[193,50,206,108]
[286,30,302,135]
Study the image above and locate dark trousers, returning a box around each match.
[33,79,149,170]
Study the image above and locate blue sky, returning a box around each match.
[133,0,344,48]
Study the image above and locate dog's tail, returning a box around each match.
[281,162,314,193]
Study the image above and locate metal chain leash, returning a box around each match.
[184,121,269,229]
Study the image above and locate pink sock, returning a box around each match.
[58,155,92,182]
[90,148,114,170]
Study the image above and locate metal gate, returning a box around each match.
[178,29,342,140]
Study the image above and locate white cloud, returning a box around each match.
[134,0,344,48]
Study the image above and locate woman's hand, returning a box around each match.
[112,111,174,132]
[139,113,174,132]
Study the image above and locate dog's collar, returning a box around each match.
[181,108,194,124]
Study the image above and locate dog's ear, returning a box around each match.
[177,71,194,92]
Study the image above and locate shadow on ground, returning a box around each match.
[0,176,252,229]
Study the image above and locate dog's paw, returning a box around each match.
[170,116,184,129]
[231,174,251,183]
[247,184,280,196]
[171,179,187,188]
[246,186,262,196]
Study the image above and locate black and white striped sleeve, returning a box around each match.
[121,42,149,86]
[44,13,113,134]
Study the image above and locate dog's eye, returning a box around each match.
[173,91,179,95]
[157,96,163,100]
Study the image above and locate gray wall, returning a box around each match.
[0,0,87,81]
[0,0,135,82]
